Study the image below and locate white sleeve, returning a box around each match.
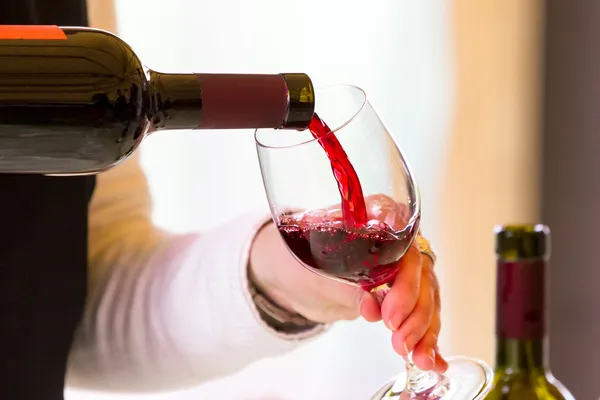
[66,153,327,392]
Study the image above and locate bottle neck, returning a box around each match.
[148,71,315,131]
[495,257,548,371]
[495,338,547,371]
[149,71,203,131]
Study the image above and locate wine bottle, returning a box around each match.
[484,224,574,400]
[0,25,315,175]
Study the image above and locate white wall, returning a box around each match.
[67,0,453,399]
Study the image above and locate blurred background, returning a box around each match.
[67,0,598,398]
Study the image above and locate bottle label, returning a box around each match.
[0,25,67,40]
[195,73,288,129]
[497,259,545,339]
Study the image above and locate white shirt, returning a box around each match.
[66,153,326,392]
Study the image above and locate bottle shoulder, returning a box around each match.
[0,27,151,174]
[64,27,146,76]
[484,369,574,400]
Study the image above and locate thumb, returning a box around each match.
[360,291,382,322]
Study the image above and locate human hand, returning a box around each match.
[249,194,448,373]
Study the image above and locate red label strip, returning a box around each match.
[0,25,67,40]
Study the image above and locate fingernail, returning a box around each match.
[429,348,436,366]
[403,342,410,355]
[386,311,403,331]
[385,319,397,331]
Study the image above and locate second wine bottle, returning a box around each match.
[483,224,574,399]
[0,25,315,175]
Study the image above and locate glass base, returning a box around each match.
[370,356,493,400]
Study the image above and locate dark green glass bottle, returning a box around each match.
[483,224,574,400]
[485,224,574,400]
[0,25,314,175]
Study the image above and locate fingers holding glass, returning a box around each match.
[390,257,447,374]
[391,262,435,354]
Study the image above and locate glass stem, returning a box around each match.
[403,353,441,394]
[371,283,442,395]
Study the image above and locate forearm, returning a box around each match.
[68,157,326,392]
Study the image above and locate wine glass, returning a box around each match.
[254,84,492,399]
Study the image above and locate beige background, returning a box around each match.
[439,0,543,363]
[87,0,116,32]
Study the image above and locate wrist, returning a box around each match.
[249,222,294,309]
[248,267,319,333]
[249,221,319,331]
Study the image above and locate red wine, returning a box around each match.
[278,213,420,290]
[0,25,314,175]
[308,114,368,229]
[277,110,417,290]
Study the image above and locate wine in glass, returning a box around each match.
[255,84,492,399]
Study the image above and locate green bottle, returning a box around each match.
[483,224,574,400]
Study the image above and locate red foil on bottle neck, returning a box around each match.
[196,74,288,129]
[496,259,546,340]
